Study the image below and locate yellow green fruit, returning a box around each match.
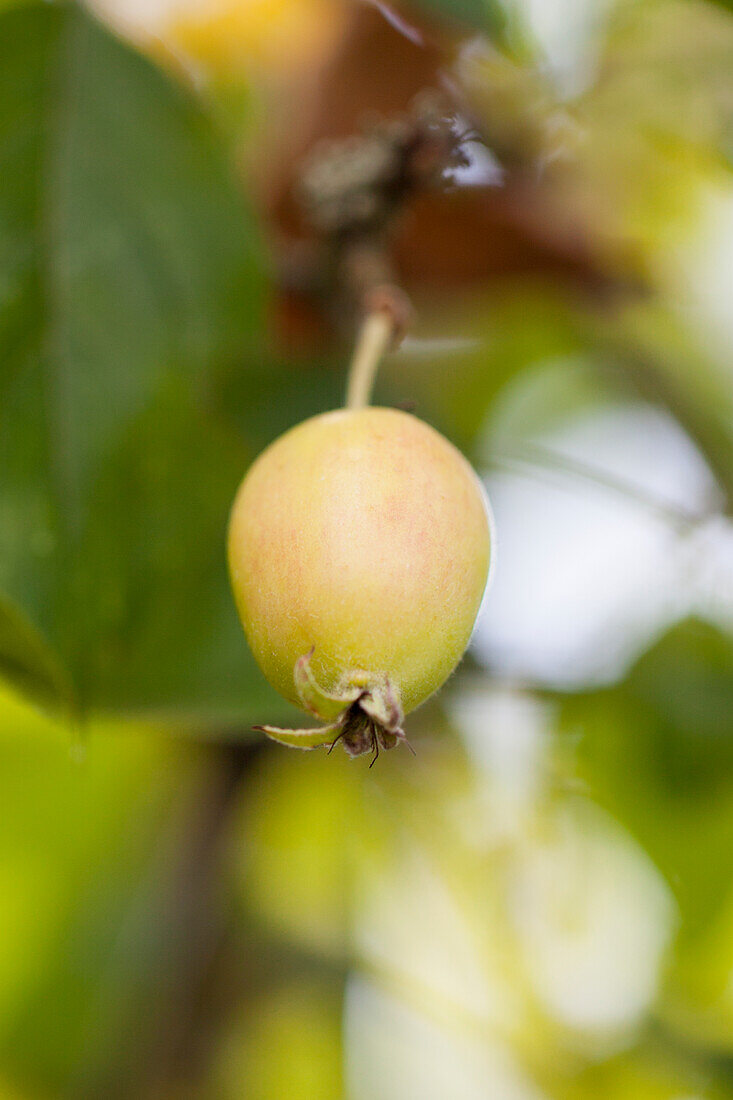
[228,406,491,758]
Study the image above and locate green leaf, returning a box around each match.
[0,697,208,1093]
[0,595,74,720]
[0,2,274,722]
[410,0,507,40]
[560,619,733,935]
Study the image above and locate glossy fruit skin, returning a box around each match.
[228,406,491,718]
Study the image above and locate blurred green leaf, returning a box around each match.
[0,595,74,721]
[0,2,275,722]
[210,981,343,1100]
[236,747,358,958]
[0,691,205,1094]
[377,285,603,459]
[410,0,506,38]
[560,1042,731,1100]
[583,302,733,507]
[560,619,733,935]
[623,620,733,795]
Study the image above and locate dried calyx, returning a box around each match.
[254,648,413,766]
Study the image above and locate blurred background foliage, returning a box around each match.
[0,0,732,1096]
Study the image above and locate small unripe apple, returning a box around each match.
[228,406,491,760]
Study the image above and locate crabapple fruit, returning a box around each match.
[228,406,491,760]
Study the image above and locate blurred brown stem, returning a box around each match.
[71,738,264,1100]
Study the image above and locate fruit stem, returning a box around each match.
[345,310,395,409]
